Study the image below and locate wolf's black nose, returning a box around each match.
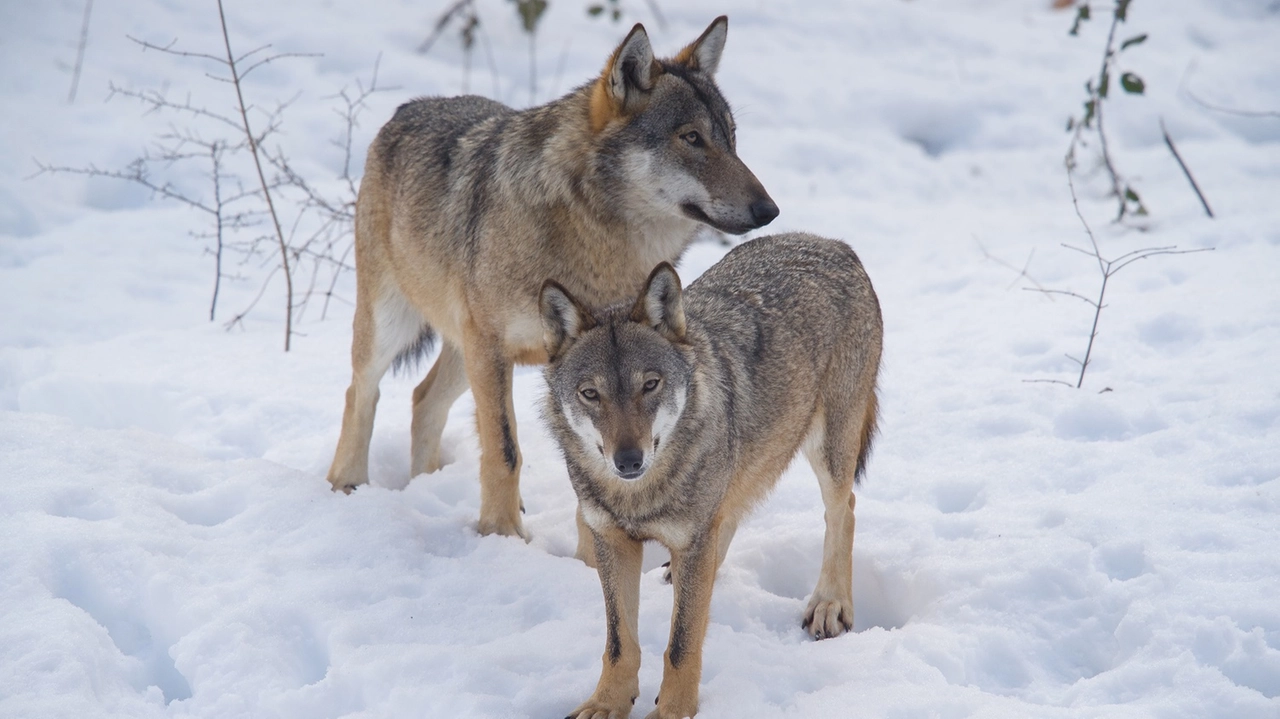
[613,448,645,479]
[750,198,779,227]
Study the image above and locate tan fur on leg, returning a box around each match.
[463,329,526,538]
[570,524,642,719]
[410,342,469,475]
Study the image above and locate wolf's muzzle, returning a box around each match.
[613,448,646,480]
[750,198,780,227]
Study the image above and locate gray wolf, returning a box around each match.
[540,233,883,719]
[325,16,778,542]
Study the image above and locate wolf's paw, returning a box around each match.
[660,561,672,584]
[803,595,853,640]
[566,694,636,719]
[328,477,365,495]
[476,514,529,541]
[644,702,695,719]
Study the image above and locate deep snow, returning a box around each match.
[2,0,1279,717]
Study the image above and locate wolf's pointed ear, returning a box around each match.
[541,280,597,359]
[630,263,686,342]
[590,23,660,132]
[673,16,728,75]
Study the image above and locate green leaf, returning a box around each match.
[1116,0,1132,22]
[1119,33,1148,51]
[1066,116,1075,132]
[1120,72,1145,94]
[1099,70,1110,98]
[588,4,604,16]
[1124,187,1140,201]
[1069,5,1091,35]
[509,0,547,33]
[1082,99,1096,127]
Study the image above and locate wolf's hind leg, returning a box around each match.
[410,342,469,475]
[800,408,858,640]
[327,286,428,493]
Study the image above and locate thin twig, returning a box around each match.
[418,0,473,54]
[32,160,216,214]
[107,82,244,132]
[1111,246,1212,274]
[1159,117,1214,218]
[1023,378,1077,387]
[1182,83,1280,119]
[643,0,667,30]
[977,238,1047,292]
[209,140,225,320]
[217,0,293,351]
[68,0,94,103]
[1066,1,1143,222]
[127,35,227,65]
[1024,287,1099,306]
[1067,170,1106,276]
[1029,168,1215,389]
[224,265,280,332]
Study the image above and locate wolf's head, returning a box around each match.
[540,264,692,483]
[590,17,778,235]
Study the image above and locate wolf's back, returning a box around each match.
[366,96,514,188]
[686,232,879,336]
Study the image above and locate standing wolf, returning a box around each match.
[540,233,882,719]
[325,17,777,541]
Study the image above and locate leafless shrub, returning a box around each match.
[36,2,389,350]
[1025,170,1212,389]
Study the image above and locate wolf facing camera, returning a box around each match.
[540,233,883,719]
[326,16,777,543]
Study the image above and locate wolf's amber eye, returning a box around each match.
[642,378,660,393]
[682,131,703,147]
[580,388,599,401]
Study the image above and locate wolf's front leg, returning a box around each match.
[569,524,643,719]
[462,330,526,538]
[649,533,718,719]
[575,505,598,568]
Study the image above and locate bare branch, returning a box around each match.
[216,0,293,351]
[1110,247,1213,274]
[68,0,94,103]
[33,159,217,214]
[979,240,1047,292]
[1059,242,1100,260]
[1159,117,1214,218]
[224,265,280,333]
[1023,378,1077,388]
[643,0,668,30]
[1182,81,1280,119]
[1107,244,1179,266]
[418,0,474,55]
[239,51,322,80]
[127,35,227,65]
[1066,170,1105,274]
[108,82,242,132]
[1023,286,1099,307]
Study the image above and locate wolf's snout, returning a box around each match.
[613,448,646,480]
[750,198,779,227]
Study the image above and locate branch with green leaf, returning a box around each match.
[1065,0,1149,221]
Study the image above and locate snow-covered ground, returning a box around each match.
[2,0,1279,717]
